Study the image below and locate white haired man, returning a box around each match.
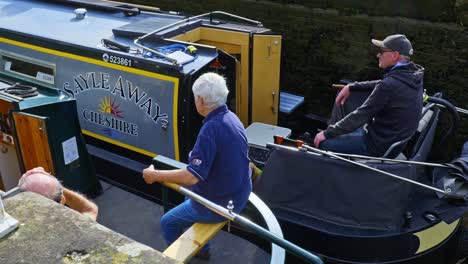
[143,72,251,258]
[314,34,424,158]
[18,167,98,221]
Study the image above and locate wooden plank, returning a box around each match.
[12,112,54,174]
[163,221,227,263]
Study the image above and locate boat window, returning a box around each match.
[0,53,55,85]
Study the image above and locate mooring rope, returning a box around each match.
[4,83,38,98]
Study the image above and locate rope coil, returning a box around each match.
[4,83,38,98]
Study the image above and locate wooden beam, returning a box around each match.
[163,221,227,263]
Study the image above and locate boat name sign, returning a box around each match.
[60,70,177,157]
[64,71,168,128]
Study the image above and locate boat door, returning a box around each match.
[172,30,281,126]
[12,112,54,174]
[251,34,282,125]
[209,49,239,113]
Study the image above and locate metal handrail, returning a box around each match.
[455,106,468,116]
[58,0,141,15]
[163,182,323,264]
[134,11,263,65]
[248,192,285,264]
[321,152,449,168]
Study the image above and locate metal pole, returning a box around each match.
[301,145,449,195]
[234,214,324,264]
[134,11,263,65]
[176,184,235,220]
[432,103,468,116]
[138,11,262,40]
[455,106,468,116]
[163,183,324,264]
[323,152,449,168]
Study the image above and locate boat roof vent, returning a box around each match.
[74,8,87,20]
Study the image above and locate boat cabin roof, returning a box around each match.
[0,0,269,74]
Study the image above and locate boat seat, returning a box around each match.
[381,107,435,159]
[163,221,227,263]
[381,136,412,158]
[404,107,436,159]
[161,182,228,263]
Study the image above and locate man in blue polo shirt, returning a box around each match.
[142,72,251,258]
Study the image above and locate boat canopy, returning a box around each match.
[254,100,468,231]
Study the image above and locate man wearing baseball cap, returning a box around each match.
[314,34,424,158]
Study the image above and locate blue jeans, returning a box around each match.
[320,128,369,155]
[161,199,225,252]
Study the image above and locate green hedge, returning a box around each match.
[126,0,468,158]
[128,0,466,23]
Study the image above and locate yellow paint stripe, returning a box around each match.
[82,129,157,157]
[414,219,459,254]
[0,37,180,160]
[172,79,180,161]
[0,37,176,82]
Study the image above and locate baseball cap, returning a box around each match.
[371,34,413,57]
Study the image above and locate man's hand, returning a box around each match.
[335,84,351,106]
[313,131,327,148]
[142,165,158,184]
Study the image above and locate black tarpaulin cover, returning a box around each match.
[253,147,417,231]
[434,142,468,201]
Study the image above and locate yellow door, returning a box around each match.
[171,28,251,126]
[251,35,282,125]
[12,112,54,174]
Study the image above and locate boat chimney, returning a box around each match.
[74,8,87,20]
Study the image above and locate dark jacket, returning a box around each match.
[324,62,424,156]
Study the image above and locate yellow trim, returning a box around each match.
[198,28,250,126]
[171,28,250,126]
[82,130,157,157]
[198,40,241,54]
[172,79,180,161]
[171,28,201,43]
[414,219,459,254]
[0,37,176,82]
[0,37,180,160]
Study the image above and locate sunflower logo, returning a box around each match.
[99,96,123,118]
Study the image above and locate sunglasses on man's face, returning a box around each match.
[378,49,395,55]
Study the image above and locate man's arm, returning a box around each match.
[324,82,391,139]
[143,165,199,186]
[63,188,98,221]
[335,80,381,106]
[349,80,381,92]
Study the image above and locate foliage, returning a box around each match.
[126,0,468,157]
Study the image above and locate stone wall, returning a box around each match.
[0,192,177,264]
[127,0,468,157]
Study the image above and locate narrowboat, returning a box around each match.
[0,1,467,264]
